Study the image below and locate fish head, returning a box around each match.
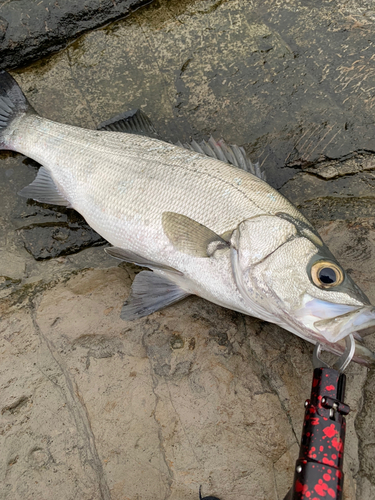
[230,213,375,344]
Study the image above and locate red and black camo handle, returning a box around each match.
[286,366,350,500]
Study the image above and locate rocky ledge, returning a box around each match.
[0,0,153,69]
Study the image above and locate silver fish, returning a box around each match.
[1,71,375,364]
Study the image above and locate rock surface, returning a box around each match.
[2,0,375,499]
[0,0,153,69]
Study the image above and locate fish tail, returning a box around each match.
[0,70,36,150]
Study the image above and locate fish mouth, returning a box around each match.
[296,296,375,343]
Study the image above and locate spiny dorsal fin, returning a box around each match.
[180,136,265,180]
[97,109,159,138]
[121,271,189,321]
[162,212,228,258]
[97,109,265,180]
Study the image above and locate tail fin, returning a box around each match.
[0,70,36,149]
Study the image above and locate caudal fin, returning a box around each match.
[0,70,36,149]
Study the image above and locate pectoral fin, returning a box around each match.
[105,246,182,275]
[121,271,190,320]
[18,167,69,207]
[162,212,228,257]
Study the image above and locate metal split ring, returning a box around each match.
[313,333,355,372]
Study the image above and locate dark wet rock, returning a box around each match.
[304,154,375,180]
[298,196,375,222]
[0,0,153,70]
[129,0,375,190]
[0,17,8,44]
[18,219,106,260]
[2,156,106,261]
[280,151,375,222]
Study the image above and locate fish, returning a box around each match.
[1,70,375,365]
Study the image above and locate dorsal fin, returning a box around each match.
[97,109,159,138]
[97,110,265,180]
[179,136,265,180]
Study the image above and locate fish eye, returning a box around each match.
[311,261,344,289]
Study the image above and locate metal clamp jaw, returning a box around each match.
[285,334,355,500]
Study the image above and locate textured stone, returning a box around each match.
[0,0,154,69]
[1,1,375,499]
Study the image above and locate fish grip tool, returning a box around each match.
[284,334,354,500]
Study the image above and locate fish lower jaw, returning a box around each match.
[313,306,375,343]
[291,296,375,343]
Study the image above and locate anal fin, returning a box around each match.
[18,167,69,207]
[121,271,190,321]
